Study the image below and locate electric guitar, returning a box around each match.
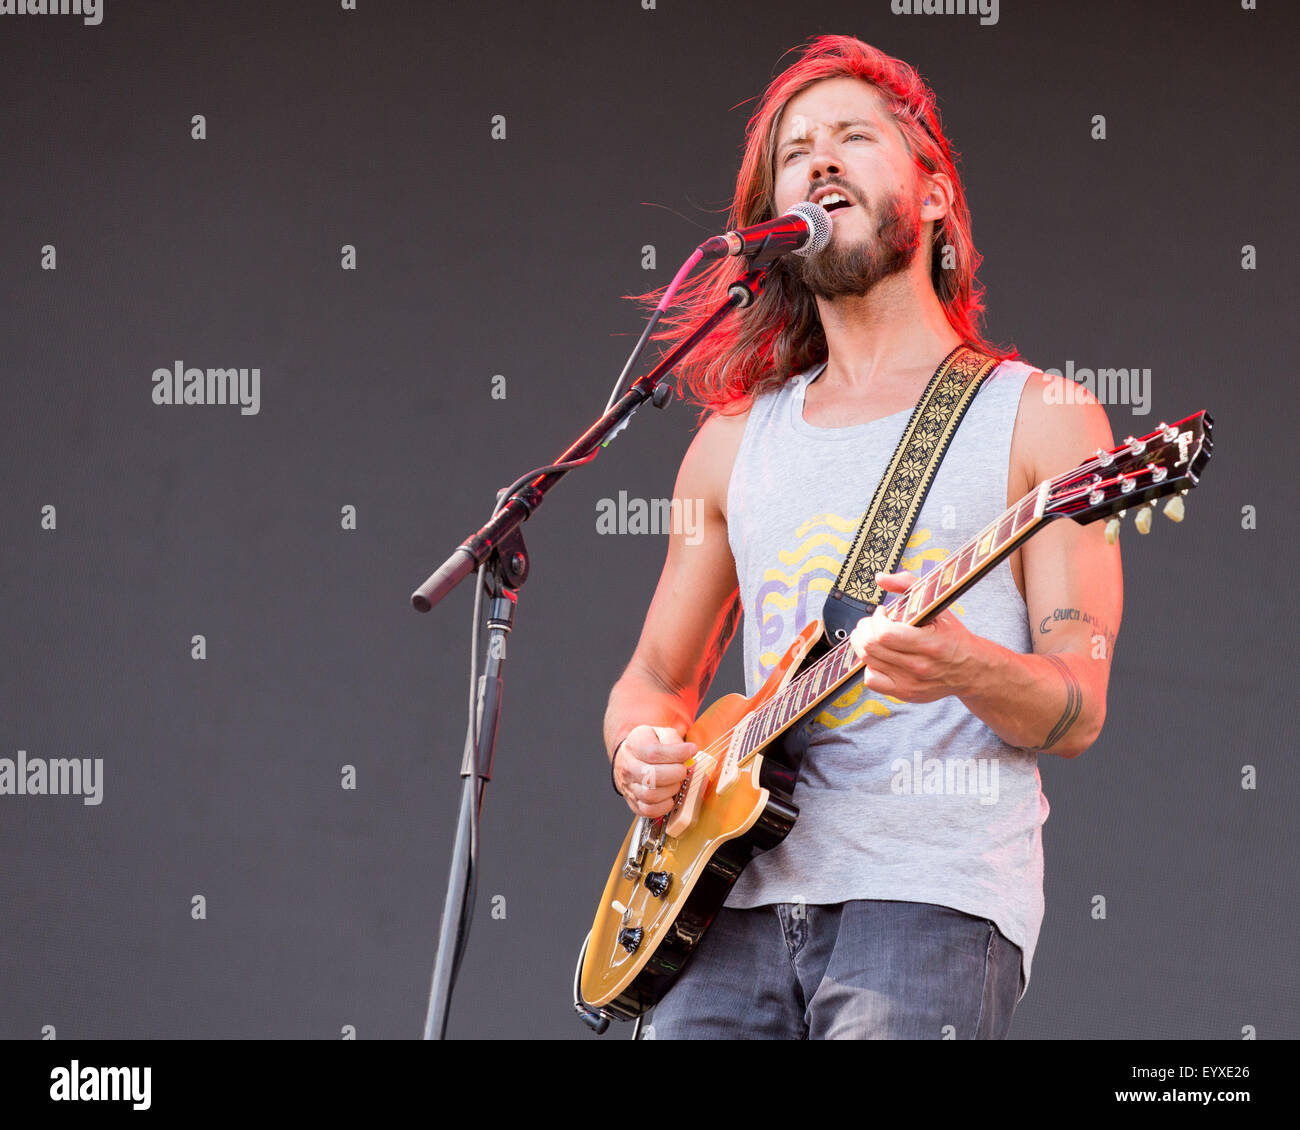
[577,410,1213,1025]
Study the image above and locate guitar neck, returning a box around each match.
[740,482,1054,752]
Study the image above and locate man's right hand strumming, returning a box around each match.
[612,724,698,820]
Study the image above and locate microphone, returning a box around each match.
[697,201,833,263]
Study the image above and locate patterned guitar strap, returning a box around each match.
[819,344,1002,644]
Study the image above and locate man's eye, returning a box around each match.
[783,150,805,163]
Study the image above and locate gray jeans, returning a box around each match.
[642,899,1023,1039]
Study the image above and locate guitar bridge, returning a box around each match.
[672,765,693,806]
[621,817,651,880]
[622,815,668,879]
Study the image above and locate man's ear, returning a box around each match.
[920,171,954,226]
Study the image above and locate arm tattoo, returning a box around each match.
[1040,654,1083,750]
[1038,607,1116,655]
[696,591,742,704]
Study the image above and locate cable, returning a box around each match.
[600,246,707,441]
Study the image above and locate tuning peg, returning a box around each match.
[1164,492,1186,523]
[1134,503,1154,534]
[1105,516,1122,544]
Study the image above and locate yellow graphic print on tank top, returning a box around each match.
[752,513,967,733]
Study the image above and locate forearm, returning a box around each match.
[603,667,695,766]
[957,635,1105,759]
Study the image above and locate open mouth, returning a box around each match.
[824,199,853,213]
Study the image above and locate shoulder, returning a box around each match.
[700,402,753,444]
[677,403,753,523]
[678,364,808,514]
[1011,366,1116,485]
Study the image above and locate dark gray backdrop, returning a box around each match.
[1,0,1295,1039]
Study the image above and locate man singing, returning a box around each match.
[603,34,1121,1039]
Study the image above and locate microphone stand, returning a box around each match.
[413,257,776,1039]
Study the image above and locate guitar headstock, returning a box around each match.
[1043,411,1213,539]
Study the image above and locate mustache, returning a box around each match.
[806,179,866,208]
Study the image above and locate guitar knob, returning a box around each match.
[1164,494,1186,523]
[1105,517,1122,545]
[1134,504,1153,535]
[644,871,673,898]
[617,927,644,954]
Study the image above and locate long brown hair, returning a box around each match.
[630,34,1016,423]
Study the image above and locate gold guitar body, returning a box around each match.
[580,618,826,1020]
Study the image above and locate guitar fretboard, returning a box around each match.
[734,485,1048,761]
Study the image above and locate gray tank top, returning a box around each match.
[721,356,1048,998]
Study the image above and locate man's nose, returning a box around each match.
[809,143,842,183]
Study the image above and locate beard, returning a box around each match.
[788,190,922,299]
